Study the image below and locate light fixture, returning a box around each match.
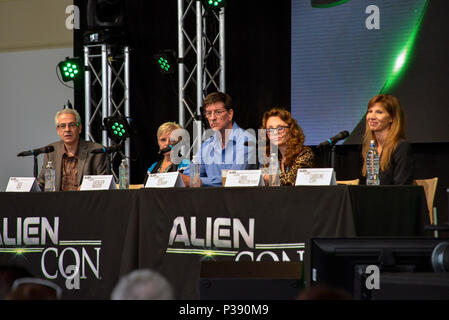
[58,57,82,82]
[201,0,227,11]
[153,50,176,75]
[104,115,131,143]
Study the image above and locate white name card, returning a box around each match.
[80,175,117,191]
[144,172,185,188]
[225,170,264,187]
[6,177,41,192]
[295,168,336,186]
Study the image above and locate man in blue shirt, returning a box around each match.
[181,92,256,187]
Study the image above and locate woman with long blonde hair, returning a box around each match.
[262,108,317,186]
[362,94,413,185]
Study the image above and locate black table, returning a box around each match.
[0,186,428,299]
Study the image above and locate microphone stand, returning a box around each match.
[330,145,336,170]
[33,155,39,178]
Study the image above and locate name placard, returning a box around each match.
[80,175,117,191]
[295,168,336,186]
[6,177,41,192]
[225,170,264,187]
[144,172,185,188]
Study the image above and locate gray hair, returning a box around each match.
[111,269,174,300]
[54,109,81,127]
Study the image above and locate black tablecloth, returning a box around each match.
[0,186,428,299]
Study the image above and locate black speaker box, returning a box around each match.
[200,261,303,300]
[87,0,125,30]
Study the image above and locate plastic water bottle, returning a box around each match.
[44,161,56,192]
[268,152,280,186]
[190,155,201,188]
[366,140,380,185]
[119,159,129,189]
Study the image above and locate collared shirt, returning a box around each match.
[183,122,257,186]
[61,150,79,191]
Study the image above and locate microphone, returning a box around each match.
[17,145,54,157]
[318,130,349,148]
[158,137,182,155]
[91,143,123,154]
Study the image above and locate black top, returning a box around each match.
[379,140,414,185]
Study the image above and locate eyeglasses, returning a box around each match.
[57,122,79,129]
[266,126,289,134]
[203,109,228,118]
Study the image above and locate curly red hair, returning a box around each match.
[262,108,306,167]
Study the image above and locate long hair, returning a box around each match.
[362,94,406,176]
[262,108,305,167]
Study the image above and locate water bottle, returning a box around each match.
[119,159,129,189]
[44,161,56,192]
[190,155,201,188]
[366,140,380,185]
[268,152,280,186]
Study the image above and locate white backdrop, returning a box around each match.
[0,47,74,190]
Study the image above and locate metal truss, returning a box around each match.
[83,44,130,180]
[178,0,225,154]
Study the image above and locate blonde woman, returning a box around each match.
[147,122,189,174]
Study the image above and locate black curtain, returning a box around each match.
[74,0,291,184]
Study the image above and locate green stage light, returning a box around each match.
[58,57,82,82]
[153,51,175,75]
[202,0,227,11]
[104,116,130,143]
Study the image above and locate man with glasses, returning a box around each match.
[37,108,108,191]
[181,92,256,187]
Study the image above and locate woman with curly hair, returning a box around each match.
[362,94,413,185]
[262,108,318,186]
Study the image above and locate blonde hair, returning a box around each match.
[54,109,81,127]
[362,94,406,176]
[157,122,182,139]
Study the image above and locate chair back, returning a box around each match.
[414,177,438,224]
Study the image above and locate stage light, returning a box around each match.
[104,115,131,143]
[201,0,227,11]
[58,57,82,82]
[153,51,176,75]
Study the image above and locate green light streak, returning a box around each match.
[393,49,407,74]
[311,0,352,9]
[166,248,238,257]
[0,248,45,254]
[381,0,429,93]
